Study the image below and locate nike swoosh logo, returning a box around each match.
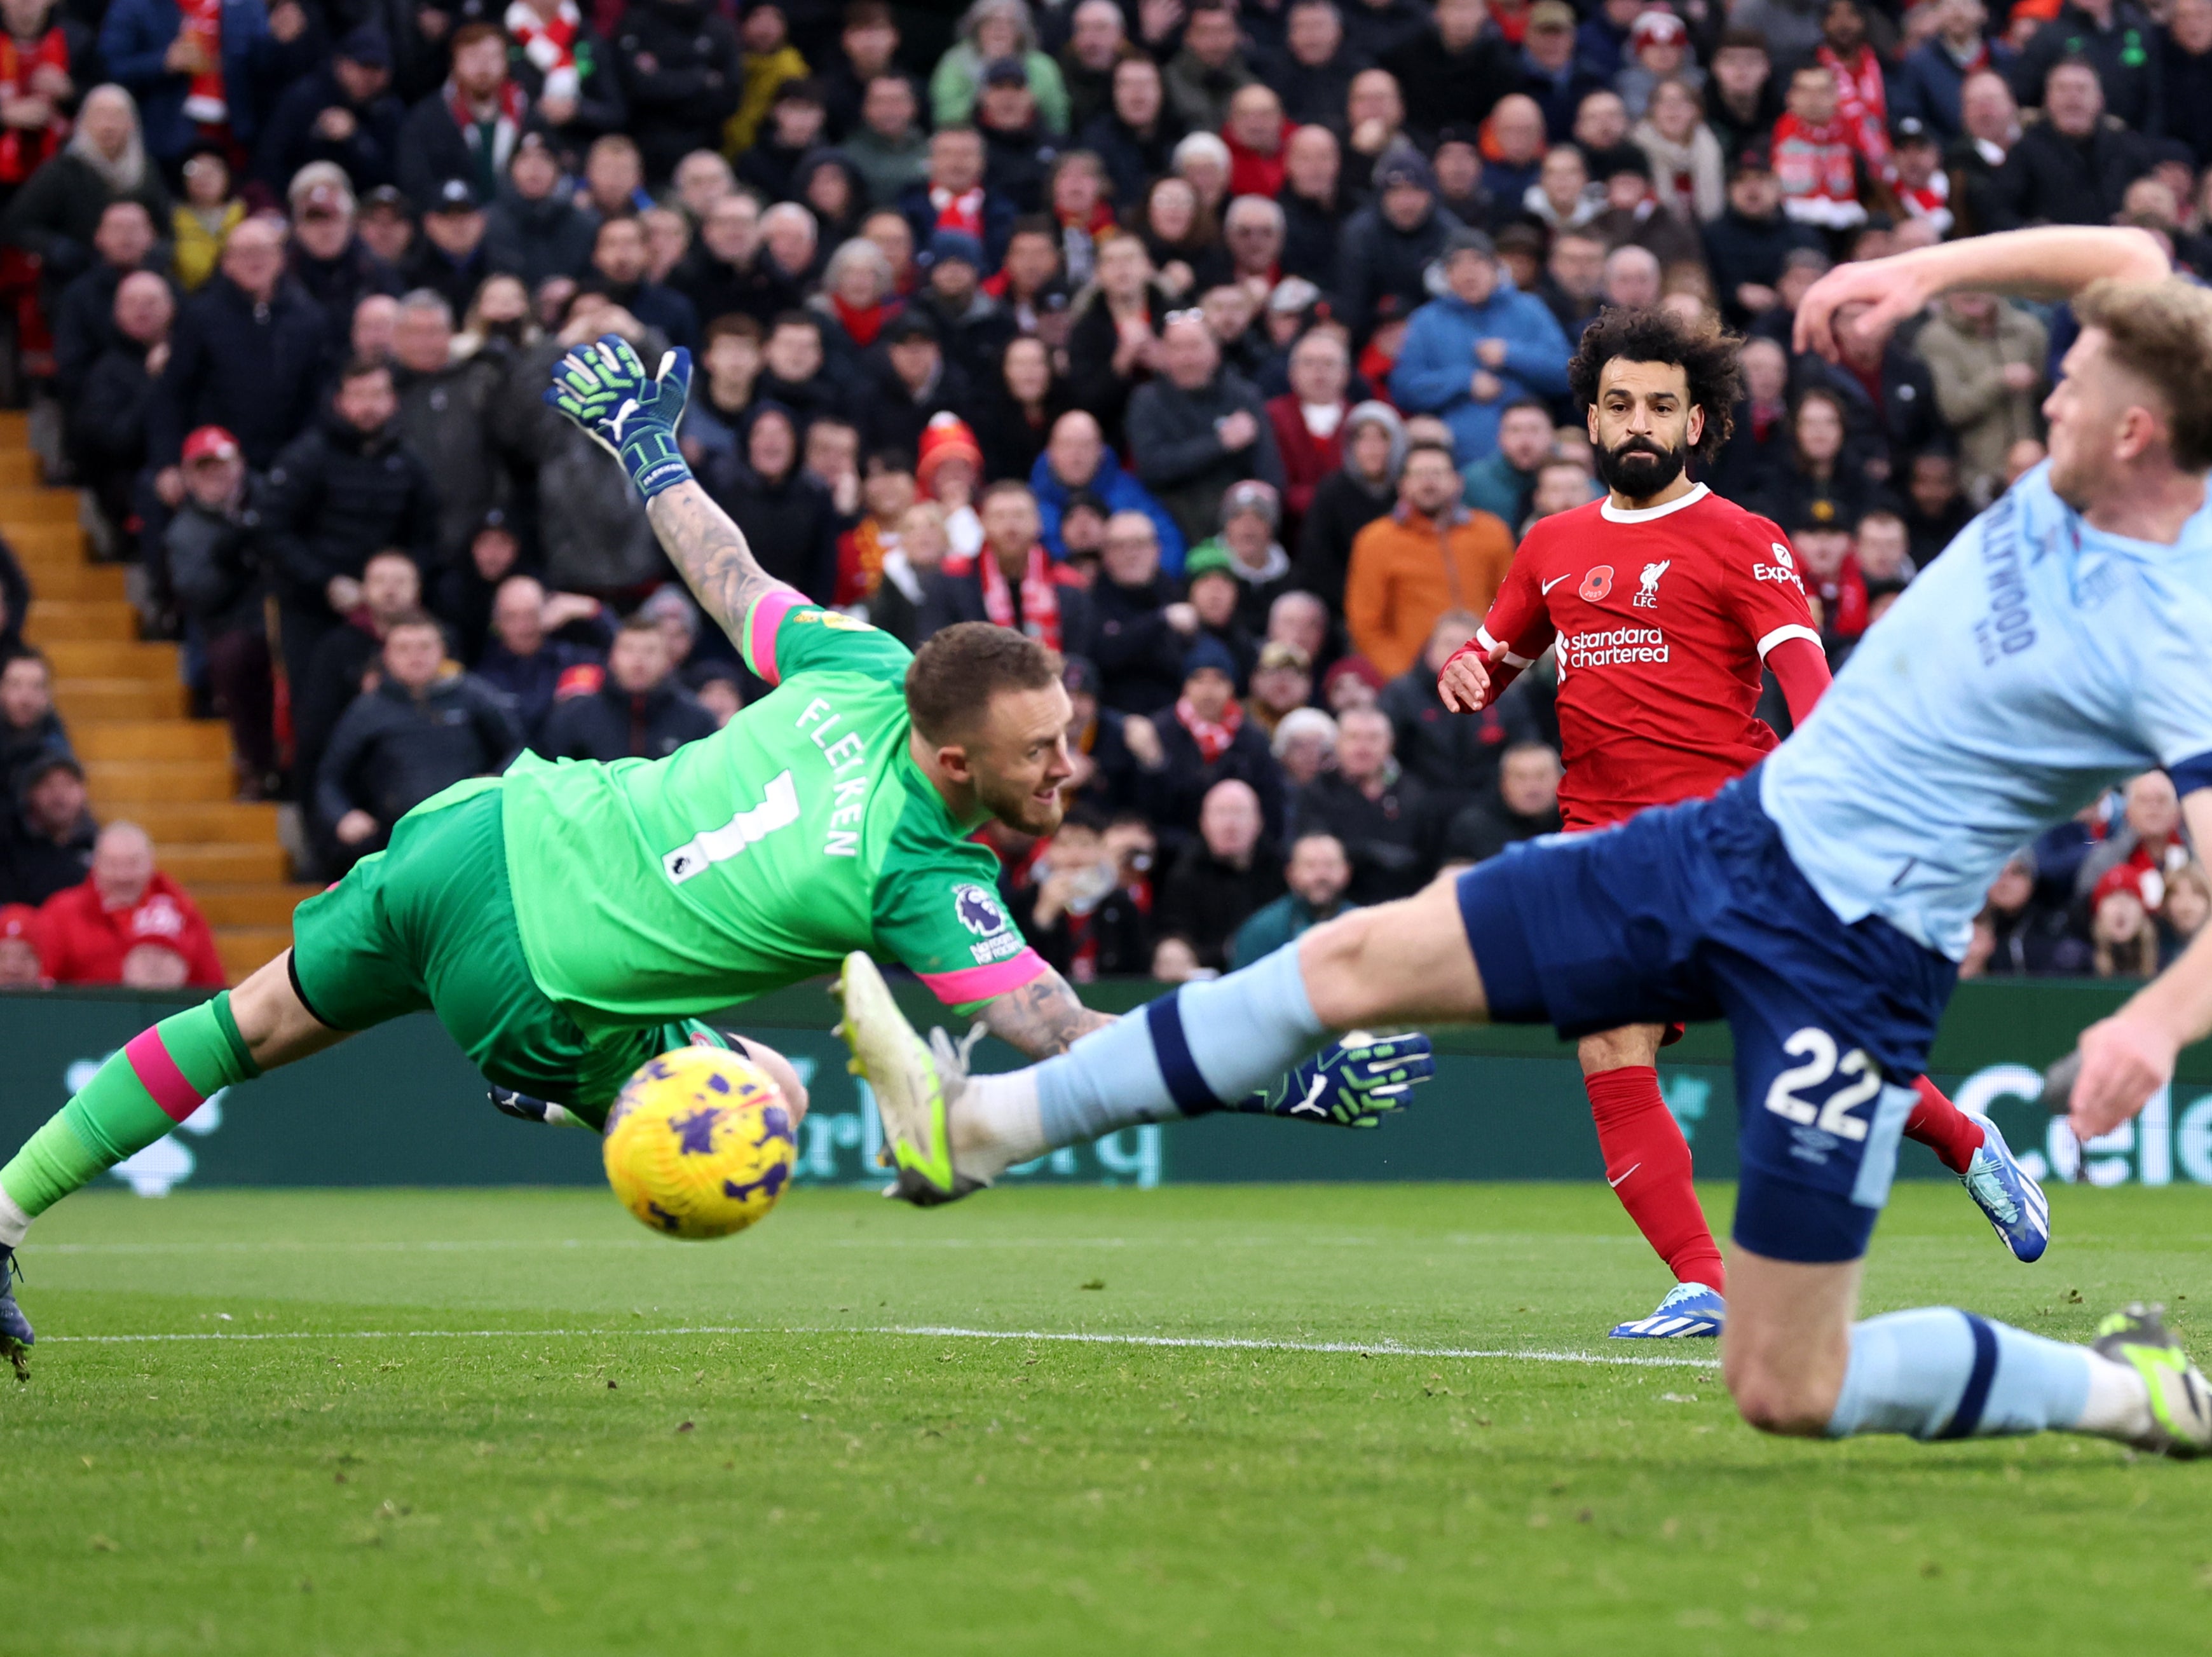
[1608,1163,1642,1188]
[1541,574,1571,594]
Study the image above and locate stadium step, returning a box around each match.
[215,927,292,981]
[0,486,85,524]
[23,599,137,643]
[154,842,289,884]
[86,756,238,803]
[9,460,299,986]
[50,678,188,721]
[72,719,234,761]
[23,561,127,601]
[8,522,88,563]
[39,639,175,679]
[114,800,281,841]
[193,883,318,927]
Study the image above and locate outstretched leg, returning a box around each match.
[1724,1248,2206,1455]
[0,952,348,1369]
[901,875,1483,1191]
[1,951,345,1243]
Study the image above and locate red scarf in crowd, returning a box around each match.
[179,0,228,123]
[1899,170,1953,236]
[1174,694,1245,764]
[1770,113,1860,218]
[446,76,528,172]
[970,542,1064,650]
[0,28,68,184]
[830,292,892,348]
[929,184,985,237]
[1817,43,1890,177]
[505,0,582,101]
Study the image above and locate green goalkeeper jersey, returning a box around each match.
[499,590,1046,1028]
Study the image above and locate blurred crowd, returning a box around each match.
[0,0,2203,985]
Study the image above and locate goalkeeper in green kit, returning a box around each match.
[0,335,1433,1367]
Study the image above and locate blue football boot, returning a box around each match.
[1610,1280,1725,1340]
[0,1245,32,1379]
[1958,1109,2049,1263]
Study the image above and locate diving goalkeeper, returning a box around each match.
[0,337,1432,1367]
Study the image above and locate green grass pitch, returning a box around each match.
[11,1180,2212,1656]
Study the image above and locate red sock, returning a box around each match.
[1585,1066,1725,1295]
[1902,1075,1984,1175]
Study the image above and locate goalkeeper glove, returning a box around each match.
[543,332,694,500]
[1211,1031,1435,1129]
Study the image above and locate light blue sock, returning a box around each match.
[1034,944,1327,1149]
[1827,1307,2094,1440]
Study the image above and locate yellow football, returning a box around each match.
[603,1046,797,1239]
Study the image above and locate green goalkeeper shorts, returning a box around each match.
[289,777,718,1119]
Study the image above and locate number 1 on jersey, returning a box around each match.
[662,771,800,885]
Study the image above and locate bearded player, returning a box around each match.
[0,336,1431,1367]
[1433,308,2047,1342]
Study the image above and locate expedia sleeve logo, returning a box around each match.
[1754,542,1804,589]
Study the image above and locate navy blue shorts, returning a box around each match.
[1456,770,1957,1264]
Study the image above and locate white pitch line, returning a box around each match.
[20,1232,1649,1256]
[36,1322,1720,1370]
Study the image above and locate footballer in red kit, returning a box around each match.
[1439,308,2042,1341]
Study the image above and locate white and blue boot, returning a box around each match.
[0,1245,31,1379]
[1958,1109,2049,1263]
[1610,1281,1724,1340]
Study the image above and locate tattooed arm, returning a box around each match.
[542,335,798,647]
[645,479,799,648]
[977,965,1118,1058]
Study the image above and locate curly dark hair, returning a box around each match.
[1566,308,1745,463]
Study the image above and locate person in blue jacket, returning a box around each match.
[1028,408,1187,574]
[1389,227,1571,465]
[100,0,278,167]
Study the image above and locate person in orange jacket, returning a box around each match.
[1342,439,1513,678]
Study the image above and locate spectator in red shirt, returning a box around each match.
[1222,83,1292,198]
[1771,61,1869,238]
[34,821,224,988]
[0,902,44,988]
[1266,326,1353,543]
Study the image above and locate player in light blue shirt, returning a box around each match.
[838,226,2212,1457]
[1763,459,2212,962]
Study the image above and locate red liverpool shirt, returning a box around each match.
[1478,484,1820,829]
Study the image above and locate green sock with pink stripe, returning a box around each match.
[0,995,259,1244]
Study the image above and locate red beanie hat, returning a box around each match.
[915,412,983,499]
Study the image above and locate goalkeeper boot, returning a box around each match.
[0,1246,31,1379]
[1610,1280,1725,1340]
[836,953,985,1208]
[1957,1110,2049,1263]
[2093,1303,2212,1458]
[488,1086,590,1130]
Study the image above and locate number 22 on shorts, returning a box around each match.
[1763,1026,1883,1141]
